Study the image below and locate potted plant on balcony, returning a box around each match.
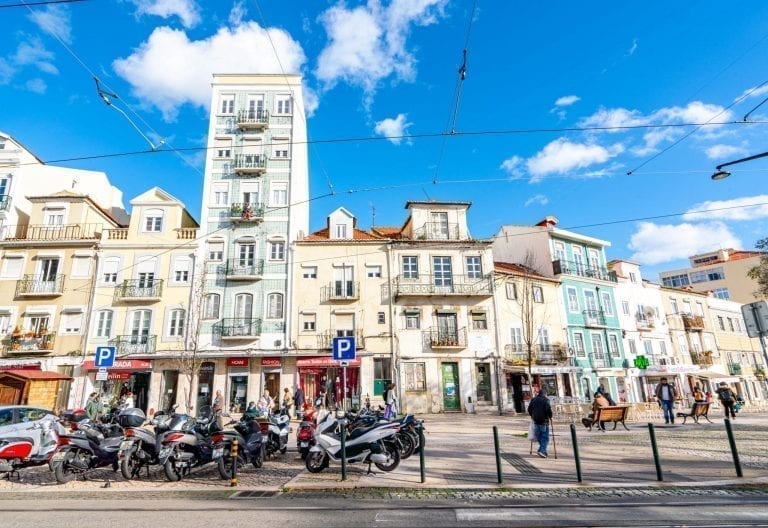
[11,325,23,338]
[755,367,766,381]
[230,204,242,216]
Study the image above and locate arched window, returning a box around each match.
[203,294,220,319]
[267,293,283,319]
[234,293,253,320]
[94,309,113,338]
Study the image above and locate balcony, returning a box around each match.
[176,228,198,240]
[316,330,365,349]
[233,154,267,176]
[6,333,54,354]
[681,314,705,331]
[504,344,532,365]
[691,351,714,367]
[108,335,157,356]
[113,279,163,302]
[0,195,11,213]
[424,327,467,349]
[106,228,128,240]
[729,363,742,376]
[217,318,261,341]
[412,222,461,240]
[552,259,616,282]
[229,203,265,223]
[324,281,360,302]
[236,109,269,129]
[591,356,615,369]
[393,274,494,298]
[582,309,607,327]
[536,344,568,365]
[0,223,103,242]
[635,314,656,331]
[16,274,65,297]
[261,320,285,333]
[226,259,264,281]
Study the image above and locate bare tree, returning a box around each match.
[747,237,768,299]
[515,252,549,382]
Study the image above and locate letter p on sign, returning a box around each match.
[332,337,356,361]
[95,346,116,368]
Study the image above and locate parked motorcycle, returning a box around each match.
[118,407,189,480]
[305,412,400,473]
[50,414,124,483]
[159,407,220,482]
[296,406,318,460]
[212,413,266,479]
[0,418,62,479]
[257,411,290,458]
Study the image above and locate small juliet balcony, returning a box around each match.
[691,351,713,367]
[591,355,615,369]
[393,274,494,298]
[504,344,531,365]
[729,363,742,376]
[217,318,261,341]
[233,154,267,176]
[175,228,198,240]
[316,330,365,350]
[108,335,157,356]
[226,258,264,281]
[323,281,360,302]
[552,259,617,282]
[536,344,568,365]
[424,327,467,349]
[113,279,163,302]
[229,203,265,223]
[0,223,103,242]
[635,314,656,331]
[682,314,705,332]
[0,195,11,213]
[582,309,607,327]
[15,274,65,297]
[6,333,54,354]
[412,222,461,240]
[236,109,269,129]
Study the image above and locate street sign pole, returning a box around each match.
[750,303,768,375]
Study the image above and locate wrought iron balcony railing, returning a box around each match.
[217,318,261,339]
[536,344,568,365]
[233,154,267,174]
[236,109,269,128]
[582,309,607,327]
[412,222,461,240]
[591,355,614,368]
[7,333,54,353]
[681,314,705,331]
[690,352,714,367]
[324,281,360,301]
[113,279,163,302]
[394,274,494,297]
[552,259,617,282]
[0,195,11,212]
[15,274,65,297]
[424,327,467,349]
[108,335,157,355]
[316,330,365,349]
[226,258,264,280]
[229,202,265,222]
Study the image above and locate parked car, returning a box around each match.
[0,406,58,450]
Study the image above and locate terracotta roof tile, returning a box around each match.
[303,227,386,241]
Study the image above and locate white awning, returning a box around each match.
[691,370,740,383]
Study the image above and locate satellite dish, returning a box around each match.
[644,307,656,318]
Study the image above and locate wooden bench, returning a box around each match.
[587,405,630,431]
[676,402,712,424]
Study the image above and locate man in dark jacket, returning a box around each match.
[527,388,553,458]
[293,385,305,420]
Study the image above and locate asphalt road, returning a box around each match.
[2,494,768,528]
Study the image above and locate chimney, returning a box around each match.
[535,215,558,229]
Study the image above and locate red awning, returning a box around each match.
[296,356,361,368]
[0,369,71,381]
[83,359,152,371]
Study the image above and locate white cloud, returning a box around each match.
[524,194,548,207]
[705,143,748,160]
[27,5,72,44]
[132,0,201,29]
[554,95,580,107]
[228,1,247,26]
[500,155,525,179]
[627,38,638,55]
[578,107,649,132]
[315,0,447,107]
[526,138,624,181]
[628,221,741,265]
[14,38,58,76]
[113,23,306,121]
[0,59,14,84]
[737,84,768,102]
[683,195,768,222]
[25,78,47,94]
[374,113,412,144]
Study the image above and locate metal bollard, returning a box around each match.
[569,424,582,483]
[230,439,238,487]
[647,423,663,481]
[419,425,426,484]
[340,420,347,481]
[724,418,743,477]
[493,426,503,484]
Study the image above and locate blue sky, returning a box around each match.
[3,0,768,280]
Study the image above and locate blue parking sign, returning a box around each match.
[332,337,356,361]
[94,346,116,368]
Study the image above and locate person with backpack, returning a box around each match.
[716,382,737,419]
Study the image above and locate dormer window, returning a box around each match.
[44,207,65,226]
[335,223,348,239]
[143,208,164,232]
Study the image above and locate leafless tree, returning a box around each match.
[514,252,549,381]
[176,255,210,413]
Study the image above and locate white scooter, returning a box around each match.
[305,412,400,473]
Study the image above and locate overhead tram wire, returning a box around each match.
[432,0,477,185]
[0,0,86,7]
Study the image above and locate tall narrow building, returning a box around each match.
[197,74,309,412]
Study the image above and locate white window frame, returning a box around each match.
[505,282,517,300]
[302,266,317,279]
[60,311,83,335]
[270,182,288,207]
[269,241,285,261]
[207,240,224,262]
[404,312,420,330]
[171,256,191,285]
[601,291,614,316]
[366,265,382,278]
[572,332,586,357]
[302,313,316,332]
[203,293,220,320]
[465,256,482,279]
[143,208,164,233]
[0,255,24,279]
[402,256,418,279]
[168,309,186,338]
[219,94,235,115]
[94,309,113,338]
[275,95,292,115]
[71,255,92,278]
[266,293,284,319]
[566,287,579,312]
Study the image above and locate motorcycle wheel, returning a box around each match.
[299,447,309,460]
[252,444,265,469]
[374,443,400,472]
[397,432,415,459]
[53,454,77,484]
[217,453,246,480]
[280,446,288,455]
[164,458,182,482]
[120,448,139,480]
[305,451,328,473]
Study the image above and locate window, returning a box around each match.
[628,339,637,355]
[465,256,482,279]
[404,362,426,392]
[572,332,585,357]
[207,241,224,262]
[173,257,191,284]
[97,257,118,284]
[600,292,613,316]
[405,312,420,329]
[269,241,285,261]
[727,317,734,332]
[267,293,284,319]
[234,293,253,320]
[532,286,544,303]
[302,266,317,279]
[608,334,620,357]
[621,300,630,315]
[713,288,730,300]
[214,138,231,159]
[682,301,692,314]
[0,314,10,335]
[629,272,637,283]
[662,274,690,288]
[168,309,185,337]
[28,316,50,336]
[335,223,348,239]
[553,241,566,263]
[432,256,453,287]
[591,334,605,359]
[302,313,316,331]
[734,319,741,333]
[128,310,151,344]
[245,95,265,119]
[44,207,65,225]
[505,282,517,300]
[537,327,550,348]
[143,208,163,232]
[273,140,289,158]
[219,94,234,114]
[659,341,667,355]
[471,312,488,330]
[378,312,386,324]
[95,310,113,338]
[212,183,229,206]
[695,302,704,316]
[644,340,653,355]
[71,256,91,277]
[275,95,292,114]
[367,265,382,278]
[203,294,220,320]
[271,182,288,206]
[566,287,579,312]
[402,256,418,279]
[670,299,678,314]
[1,255,23,278]
[60,312,83,334]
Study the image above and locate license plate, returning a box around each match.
[300,442,308,448]
[158,447,172,460]
[119,441,132,451]
[51,451,66,461]
[212,447,224,459]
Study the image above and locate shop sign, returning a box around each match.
[0,360,41,370]
[83,359,151,371]
[227,357,249,367]
[199,362,215,372]
[261,357,281,368]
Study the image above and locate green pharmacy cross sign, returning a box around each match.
[634,355,650,369]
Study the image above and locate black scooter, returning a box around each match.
[50,416,123,483]
[213,414,266,479]
[118,407,192,479]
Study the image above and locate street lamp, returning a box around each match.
[711,150,768,180]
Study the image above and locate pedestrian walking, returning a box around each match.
[716,382,737,419]
[258,390,274,416]
[85,392,100,421]
[212,390,224,413]
[384,383,398,420]
[282,387,294,417]
[655,377,677,424]
[293,384,305,420]
[528,388,553,458]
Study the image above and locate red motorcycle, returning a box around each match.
[296,405,317,460]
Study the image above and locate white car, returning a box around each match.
[0,406,58,450]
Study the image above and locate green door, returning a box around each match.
[441,362,461,411]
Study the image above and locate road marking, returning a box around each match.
[456,508,541,521]
[375,510,456,523]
